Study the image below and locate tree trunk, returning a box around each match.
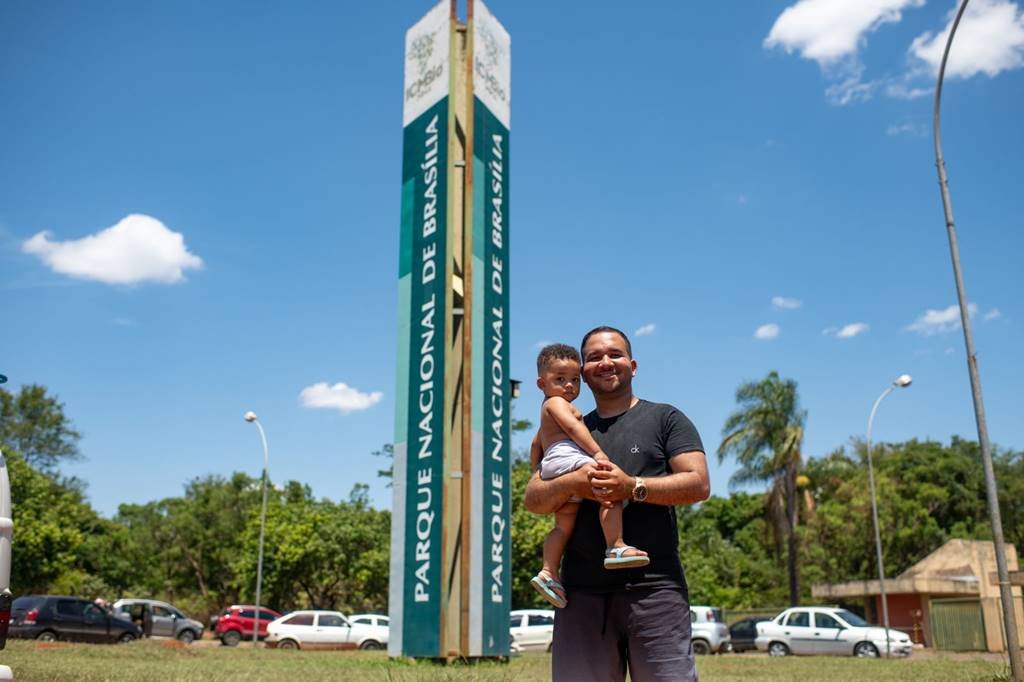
[785,465,799,606]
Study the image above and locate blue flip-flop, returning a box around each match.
[530,573,568,608]
[604,546,650,570]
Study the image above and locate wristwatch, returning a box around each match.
[632,476,648,503]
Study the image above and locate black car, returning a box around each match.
[728,617,767,653]
[10,595,142,643]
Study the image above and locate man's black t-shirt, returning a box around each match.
[560,399,705,593]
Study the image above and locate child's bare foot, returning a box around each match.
[530,569,568,608]
[603,545,650,570]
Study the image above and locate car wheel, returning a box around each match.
[222,630,242,647]
[177,630,197,645]
[854,642,879,658]
[359,639,383,650]
[36,630,58,642]
[118,632,137,644]
[692,639,711,655]
[768,641,790,657]
[278,639,299,650]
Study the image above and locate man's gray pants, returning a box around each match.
[552,587,697,681]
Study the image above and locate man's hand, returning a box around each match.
[523,462,601,514]
[588,460,634,507]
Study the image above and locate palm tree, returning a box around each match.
[718,371,806,606]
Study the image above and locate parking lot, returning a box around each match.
[0,638,1011,681]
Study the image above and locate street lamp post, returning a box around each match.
[934,2,1023,679]
[244,411,270,648]
[866,374,912,658]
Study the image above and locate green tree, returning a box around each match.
[231,482,390,613]
[1,385,82,472]
[718,371,806,606]
[510,459,552,608]
[3,452,100,593]
[677,492,788,608]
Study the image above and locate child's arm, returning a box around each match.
[543,398,609,461]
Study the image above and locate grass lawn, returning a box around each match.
[0,640,1011,681]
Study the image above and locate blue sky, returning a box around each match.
[2,0,1022,517]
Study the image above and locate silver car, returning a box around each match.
[509,609,554,652]
[755,606,913,658]
[112,598,204,644]
[690,605,730,654]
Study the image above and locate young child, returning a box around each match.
[529,343,649,609]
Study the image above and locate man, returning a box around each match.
[524,326,710,681]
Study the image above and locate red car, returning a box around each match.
[214,605,281,646]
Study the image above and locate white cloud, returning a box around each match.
[824,64,881,105]
[886,121,927,136]
[984,308,1002,321]
[737,194,749,205]
[771,296,803,310]
[22,214,203,285]
[906,303,977,335]
[765,0,925,65]
[836,322,870,338]
[754,323,780,340]
[534,340,554,349]
[112,317,136,327]
[299,382,383,414]
[635,323,656,337]
[885,80,933,99]
[910,0,1024,79]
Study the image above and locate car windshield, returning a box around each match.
[836,610,868,627]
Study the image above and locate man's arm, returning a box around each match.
[588,451,710,506]
[523,465,599,514]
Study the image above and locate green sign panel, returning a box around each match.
[469,0,511,657]
[390,0,451,658]
[471,96,510,656]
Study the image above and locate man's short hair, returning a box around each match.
[537,343,581,374]
[580,326,633,359]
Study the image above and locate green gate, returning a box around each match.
[929,598,986,651]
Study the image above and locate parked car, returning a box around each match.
[755,606,913,658]
[690,605,730,654]
[214,605,281,646]
[727,617,768,653]
[265,610,388,650]
[509,609,554,653]
[348,613,390,629]
[8,595,142,643]
[111,598,204,644]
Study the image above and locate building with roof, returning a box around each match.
[812,539,1024,652]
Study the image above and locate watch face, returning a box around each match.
[634,481,648,502]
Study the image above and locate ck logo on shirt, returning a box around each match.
[630,444,640,454]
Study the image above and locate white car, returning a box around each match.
[689,605,730,654]
[755,606,912,658]
[348,613,390,629]
[265,610,388,650]
[509,609,554,652]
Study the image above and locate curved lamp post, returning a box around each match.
[244,411,270,648]
[934,1,1022,677]
[866,374,912,658]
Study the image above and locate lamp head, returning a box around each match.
[244,411,258,422]
[894,374,913,388]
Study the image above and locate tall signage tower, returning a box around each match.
[389,0,511,660]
